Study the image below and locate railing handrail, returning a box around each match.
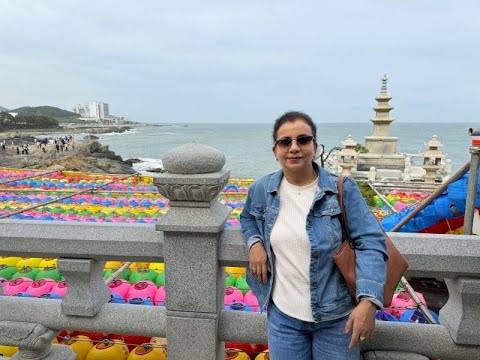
[3,220,480,278]
[0,220,164,262]
[2,219,480,359]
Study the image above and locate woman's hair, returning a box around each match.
[272,111,317,143]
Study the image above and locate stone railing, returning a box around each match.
[0,143,480,359]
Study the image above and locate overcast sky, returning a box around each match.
[0,1,478,123]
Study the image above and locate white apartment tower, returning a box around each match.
[98,102,109,119]
[88,102,99,118]
[73,101,110,119]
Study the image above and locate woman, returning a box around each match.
[240,111,388,359]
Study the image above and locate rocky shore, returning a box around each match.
[0,128,137,174]
[0,125,135,140]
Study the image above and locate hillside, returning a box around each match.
[0,105,8,112]
[0,112,59,130]
[11,106,79,119]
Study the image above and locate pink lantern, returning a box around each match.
[386,290,427,318]
[26,278,55,297]
[244,290,260,312]
[2,277,33,295]
[108,279,131,300]
[51,280,68,297]
[394,202,409,211]
[154,286,166,306]
[127,280,157,301]
[224,286,244,305]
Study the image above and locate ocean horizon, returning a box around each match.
[94,122,474,179]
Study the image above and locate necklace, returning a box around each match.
[294,175,318,195]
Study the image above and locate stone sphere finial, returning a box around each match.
[162,143,226,174]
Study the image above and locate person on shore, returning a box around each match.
[16,146,20,155]
[240,111,388,359]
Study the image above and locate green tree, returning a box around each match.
[355,144,369,154]
[0,112,59,130]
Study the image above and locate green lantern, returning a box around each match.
[103,267,131,281]
[155,271,165,286]
[225,273,236,287]
[0,264,17,280]
[11,266,39,280]
[34,267,62,281]
[129,268,157,283]
[235,276,250,296]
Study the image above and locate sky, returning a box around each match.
[0,1,479,123]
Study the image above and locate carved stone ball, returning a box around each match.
[162,143,226,174]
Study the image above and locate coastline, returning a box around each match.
[0,124,136,141]
[0,126,138,174]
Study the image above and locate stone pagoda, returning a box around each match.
[356,75,406,178]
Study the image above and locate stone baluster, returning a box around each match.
[440,277,480,345]
[57,258,110,317]
[154,143,230,360]
[0,322,75,359]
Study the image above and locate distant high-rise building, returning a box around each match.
[73,101,110,119]
[88,102,99,118]
[73,104,88,117]
[97,102,109,119]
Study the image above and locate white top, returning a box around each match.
[271,175,318,322]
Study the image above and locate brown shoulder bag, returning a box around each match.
[332,176,408,307]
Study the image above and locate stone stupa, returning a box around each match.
[355,75,406,179]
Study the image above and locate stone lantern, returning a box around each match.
[422,135,445,183]
[338,135,357,176]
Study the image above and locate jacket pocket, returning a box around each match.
[313,205,341,218]
[312,205,343,248]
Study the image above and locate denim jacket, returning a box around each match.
[240,163,388,322]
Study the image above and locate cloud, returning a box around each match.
[0,0,479,122]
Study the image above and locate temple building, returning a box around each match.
[333,75,449,184]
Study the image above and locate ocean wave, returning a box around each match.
[132,158,163,172]
[100,128,138,137]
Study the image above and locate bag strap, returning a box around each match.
[337,175,355,249]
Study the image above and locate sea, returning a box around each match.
[93,122,474,179]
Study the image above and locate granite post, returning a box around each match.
[440,277,480,345]
[57,258,110,317]
[154,143,230,360]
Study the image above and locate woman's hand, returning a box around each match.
[249,243,269,284]
[344,299,377,349]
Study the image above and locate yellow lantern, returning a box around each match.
[0,345,18,357]
[0,256,21,267]
[62,335,94,360]
[86,339,129,360]
[225,267,246,279]
[225,348,250,360]
[149,263,165,272]
[127,344,167,360]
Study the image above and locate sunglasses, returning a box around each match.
[274,135,315,148]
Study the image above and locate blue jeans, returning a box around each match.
[267,302,360,360]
